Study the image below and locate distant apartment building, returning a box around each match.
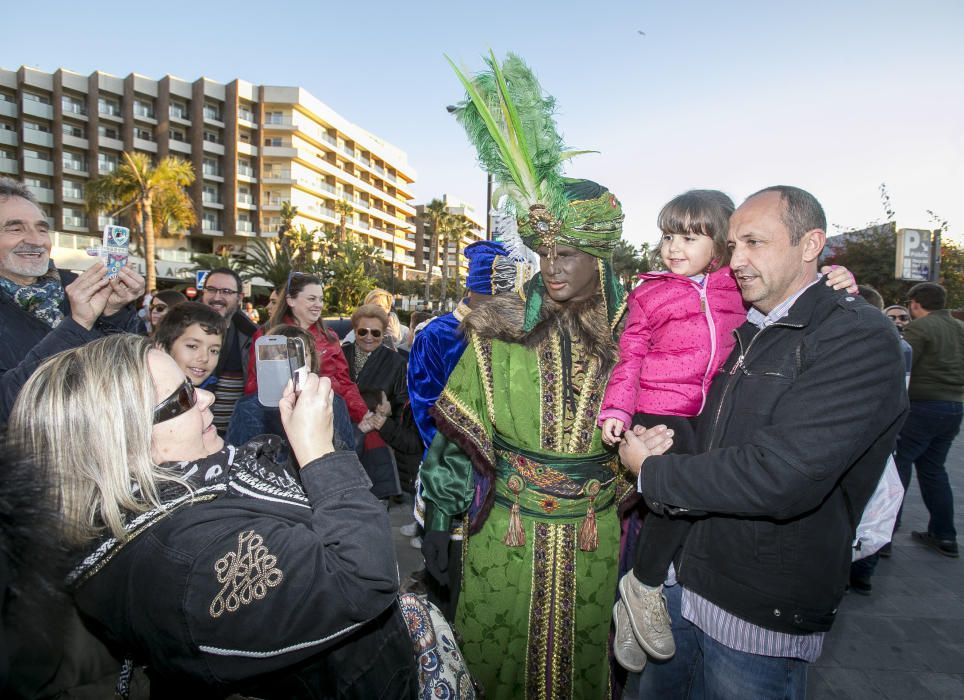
[0,65,418,281]
[413,195,486,284]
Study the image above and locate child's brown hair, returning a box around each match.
[652,189,735,272]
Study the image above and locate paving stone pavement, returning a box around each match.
[811,434,964,700]
[388,435,964,699]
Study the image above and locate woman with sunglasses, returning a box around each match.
[8,334,417,697]
[147,289,187,335]
[344,304,422,499]
[244,273,369,425]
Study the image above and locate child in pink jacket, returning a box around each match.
[602,190,856,671]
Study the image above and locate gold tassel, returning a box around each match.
[579,480,601,552]
[504,475,526,547]
[579,502,598,551]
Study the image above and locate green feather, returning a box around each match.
[446,51,592,223]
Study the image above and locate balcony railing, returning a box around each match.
[62,100,87,116]
[238,108,255,122]
[237,193,253,204]
[265,115,292,126]
[238,165,254,177]
[237,220,253,233]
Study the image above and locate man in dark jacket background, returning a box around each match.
[895,281,963,557]
[201,266,258,434]
[0,177,144,423]
[620,186,908,699]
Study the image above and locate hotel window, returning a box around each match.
[168,127,187,142]
[136,128,155,141]
[23,121,51,132]
[203,211,220,230]
[63,151,86,171]
[203,130,221,144]
[133,100,155,119]
[239,130,251,143]
[62,123,85,138]
[63,207,87,228]
[0,92,15,103]
[203,103,221,121]
[98,152,117,174]
[23,92,51,105]
[63,180,85,199]
[98,97,120,117]
[238,158,253,176]
[202,185,220,204]
[169,102,188,120]
[61,95,86,115]
[24,148,51,161]
[238,105,254,122]
[98,125,120,140]
[202,158,220,177]
[24,176,49,188]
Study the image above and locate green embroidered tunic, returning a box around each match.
[422,325,634,699]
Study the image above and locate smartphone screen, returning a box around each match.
[102,225,130,279]
[256,336,291,408]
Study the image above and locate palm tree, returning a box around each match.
[277,201,298,260]
[86,152,195,291]
[235,238,293,290]
[443,215,472,307]
[423,198,449,308]
[334,199,353,243]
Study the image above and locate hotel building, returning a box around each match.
[0,65,418,281]
[413,195,486,285]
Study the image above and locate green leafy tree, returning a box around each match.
[823,227,962,307]
[612,240,652,290]
[235,238,293,290]
[85,152,195,291]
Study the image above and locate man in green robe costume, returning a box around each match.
[421,180,640,698]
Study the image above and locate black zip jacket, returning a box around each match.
[73,450,417,698]
[640,283,908,634]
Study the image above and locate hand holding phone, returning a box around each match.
[279,373,335,465]
[101,225,130,279]
[256,335,308,407]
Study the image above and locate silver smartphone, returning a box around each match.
[256,335,308,407]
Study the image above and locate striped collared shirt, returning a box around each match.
[746,275,822,329]
[679,274,827,662]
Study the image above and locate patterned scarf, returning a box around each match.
[67,436,304,589]
[0,262,66,328]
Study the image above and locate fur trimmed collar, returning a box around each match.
[462,293,619,373]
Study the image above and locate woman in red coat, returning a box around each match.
[245,273,368,422]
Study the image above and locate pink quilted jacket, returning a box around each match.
[599,268,746,423]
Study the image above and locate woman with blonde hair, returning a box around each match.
[9,334,416,697]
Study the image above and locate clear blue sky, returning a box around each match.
[4,0,962,244]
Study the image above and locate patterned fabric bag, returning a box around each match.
[399,593,476,699]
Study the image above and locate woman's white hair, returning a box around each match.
[9,334,190,546]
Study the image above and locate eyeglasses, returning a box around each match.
[203,286,240,297]
[356,327,383,338]
[887,314,909,322]
[153,378,197,424]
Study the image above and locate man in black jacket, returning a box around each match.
[621,186,908,699]
[0,177,143,424]
[201,266,258,433]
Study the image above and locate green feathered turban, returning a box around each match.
[522,178,624,260]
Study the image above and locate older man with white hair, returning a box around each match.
[0,176,143,421]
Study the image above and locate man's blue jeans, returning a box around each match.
[636,584,808,700]
[894,400,963,541]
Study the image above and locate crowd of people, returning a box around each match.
[0,50,962,700]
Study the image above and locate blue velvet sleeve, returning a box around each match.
[407,316,467,450]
